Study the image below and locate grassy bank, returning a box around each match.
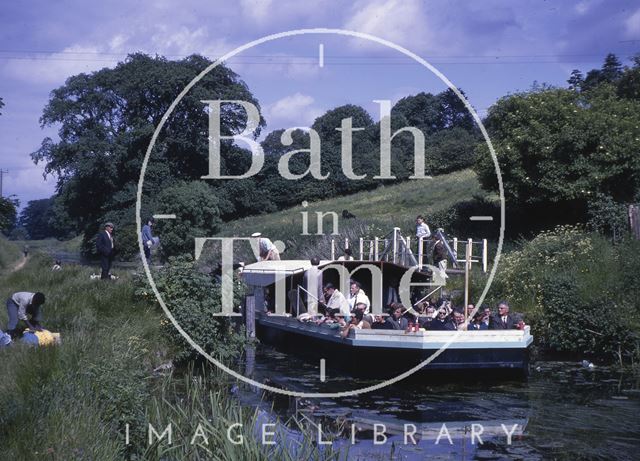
[0,252,342,460]
[0,255,163,459]
[0,236,22,272]
[215,168,487,239]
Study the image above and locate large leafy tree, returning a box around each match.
[475,85,640,228]
[0,196,18,235]
[18,198,54,239]
[32,53,263,256]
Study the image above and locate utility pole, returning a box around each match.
[0,169,7,197]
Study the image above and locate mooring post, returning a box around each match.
[482,239,488,273]
[464,241,471,323]
[246,288,260,339]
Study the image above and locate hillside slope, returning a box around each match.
[217,169,486,238]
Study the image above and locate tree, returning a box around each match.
[18,198,54,239]
[582,53,624,91]
[567,69,584,91]
[32,53,263,256]
[155,181,222,257]
[0,196,18,234]
[475,85,640,229]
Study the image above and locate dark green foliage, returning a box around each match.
[155,181,222,258]
[471,226,640,362]
[475,85,640,227]
[0,196,18,234]
[33,53,263,258]
[586,194,628,242]
[18,196,78,241]
[143,256,246,363]
[428,196,500,238]
[542,276,632,359]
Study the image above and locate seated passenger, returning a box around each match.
[468,311,488,330]
[348,280,370,313]
[453,309,467,330]
[418,306,436,329]
[370,314,391,330]
[353,302,374,325]
[319,283,351,320]
[489,301,519,330]
[429,307,456,331]
[341,310,371,338]
[385,305,409,330]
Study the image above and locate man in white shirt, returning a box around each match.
[5,291,46,338]
[251,232,280,261]
[320,283,350,319]
[348,280,371,313]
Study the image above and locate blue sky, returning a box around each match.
[1,0,639,209]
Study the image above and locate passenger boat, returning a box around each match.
[239,230,533,378]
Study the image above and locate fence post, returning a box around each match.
[359,238,364,260]
[453,238,458,260]
[392,227,400,264]
[482,239,488,273]
[629,205,640,240]
[374,237,379,260]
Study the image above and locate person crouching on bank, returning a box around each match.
[5,292,46,339]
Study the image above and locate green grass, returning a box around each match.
[217,169,485,239]
[0,251,345,459]
[0,255,163,460]
[0,236,22,272]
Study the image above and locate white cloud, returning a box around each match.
[264,92,324,130]
[3,163,56,206]
[625,8,640,38]
[239,0,274,24]
[343,0,432,51]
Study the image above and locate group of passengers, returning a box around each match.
[310,280,523,337]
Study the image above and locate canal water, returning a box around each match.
[234,345,640,460]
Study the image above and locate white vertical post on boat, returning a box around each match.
[246,291,257,338]
[453,238,458,260]
[345,237,350,252]
[464,240,471,323]
[468,238,473,268]
[418,236,423,270]
[482,239,488,273]
[331,239,336,260]
[405,236,411,266]
[392,227,400,264]
[374,237,379,260]
[359,238,364,260]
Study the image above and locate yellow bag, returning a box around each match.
[24,329,61,346]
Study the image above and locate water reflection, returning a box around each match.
[232,345,640,460]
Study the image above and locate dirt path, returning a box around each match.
[11,256,28,272]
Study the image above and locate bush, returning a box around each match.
[138,256,247,363]
[474,225,640,362]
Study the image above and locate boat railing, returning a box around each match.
[330,229,489,273]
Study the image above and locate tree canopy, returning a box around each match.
[33,53,263,256]
[476,54,640,230]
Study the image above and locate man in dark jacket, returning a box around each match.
[96,222,116,279]
[489,301,518,329]
[429,307,456,330]
[385,304,409,330]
